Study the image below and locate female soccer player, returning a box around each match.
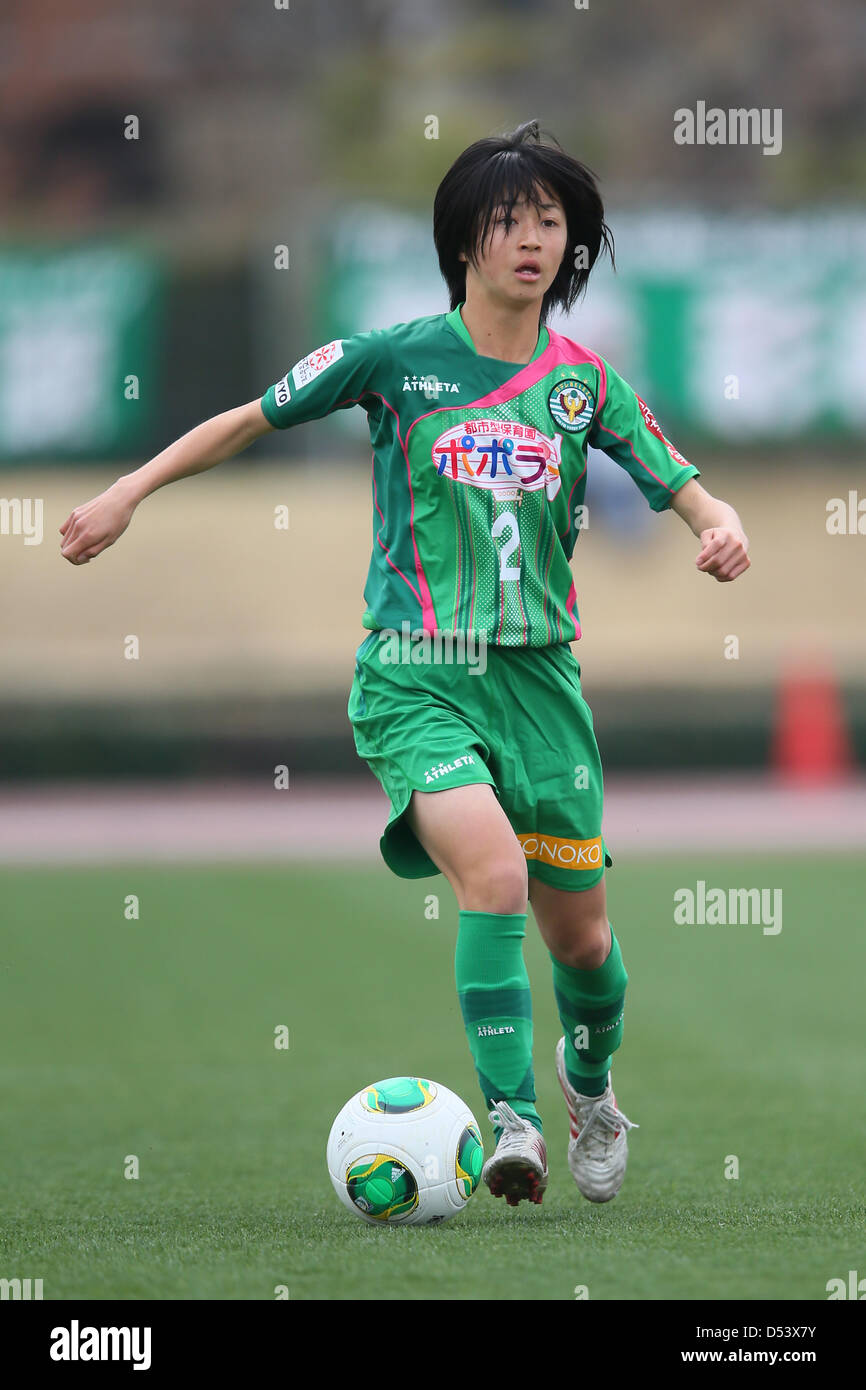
[60,120,750,1210]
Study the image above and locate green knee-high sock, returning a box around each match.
[551,925,628,1097]
[456,909,542,1138]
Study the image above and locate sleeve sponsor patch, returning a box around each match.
[636,394,664,439]
[636,394,690,466]
[274,374,291,408]
[291,339,344,390]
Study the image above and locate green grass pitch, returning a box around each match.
[1,853,863,1301]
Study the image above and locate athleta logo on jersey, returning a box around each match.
[548,378,595,433]
[432,419,562,500]
[292,340,344,390]
[402,374,460,394]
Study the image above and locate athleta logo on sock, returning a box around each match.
[594,1011,624,1035]
[477,1025,515,1037]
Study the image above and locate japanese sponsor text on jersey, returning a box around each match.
[636,395,690,465]
[431,419,563,501]
[291,339,344,391]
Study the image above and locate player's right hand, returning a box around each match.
[59,481,137,565]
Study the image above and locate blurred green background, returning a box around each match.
[2,0,865,778]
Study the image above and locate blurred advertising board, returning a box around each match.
[317,205,866,446]
[0,244,165,463]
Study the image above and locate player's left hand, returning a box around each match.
[695,527,750,582]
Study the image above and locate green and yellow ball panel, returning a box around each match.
[362,1077,437,1114]
[345,1153,419,1221]
[455,1123,484,1200]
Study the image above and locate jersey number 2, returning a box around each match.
[491,510,521,582]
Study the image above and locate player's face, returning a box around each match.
[461,190,568,307]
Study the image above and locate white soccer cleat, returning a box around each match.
[555,1036,638,1203]
[481,1100,548,1207]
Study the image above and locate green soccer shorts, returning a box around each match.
[347,631,612,892]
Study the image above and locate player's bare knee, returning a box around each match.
[461,854,528,914]
[551,915,611,969]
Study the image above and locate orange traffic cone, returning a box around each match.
[771,657,854,784]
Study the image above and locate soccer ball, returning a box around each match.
[326,1076,484,1226]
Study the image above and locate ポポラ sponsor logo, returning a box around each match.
[431,419,562,500]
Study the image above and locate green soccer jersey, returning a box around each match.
[260,303,700,646]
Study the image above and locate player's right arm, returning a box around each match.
[59,399,274,565]
[61,327,387,566]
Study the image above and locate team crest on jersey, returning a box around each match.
[431,419,562,500]
[291,340,344,390]
[547,378,595,433]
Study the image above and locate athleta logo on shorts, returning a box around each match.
[431,419,562,500]
[423,753,477,785]
[517,833,604,870]
[477,1025,515,1037]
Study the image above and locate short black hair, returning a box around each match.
[433,119,615,323]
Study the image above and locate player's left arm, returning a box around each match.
[670,477,751,583]
[587,360,751,584]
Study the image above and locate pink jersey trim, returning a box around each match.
[566,460,588,534]
[545,330,608,412]
[404,334,608,448]
[566,578,581,638]
[592,421,679,497]
[362,338,608,640]
[348,393,438,633]
[371,454,423,608]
